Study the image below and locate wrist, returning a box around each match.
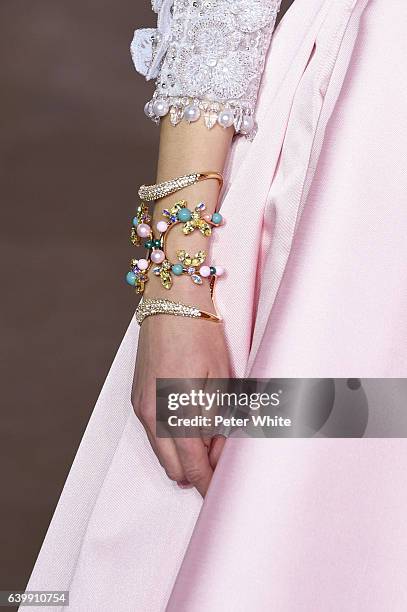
[143,274,216,311]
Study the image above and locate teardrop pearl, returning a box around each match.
[184,105,201,123]
[136,223,151,238]
[150,249,165,264]
[240,115,255,134]
[217,109,234,129]
[152,98,170,117]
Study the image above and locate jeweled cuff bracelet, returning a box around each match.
[127,171,224,324]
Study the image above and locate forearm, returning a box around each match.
[156,116,233,183]
[144,117,234,307]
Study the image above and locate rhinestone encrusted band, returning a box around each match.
[135,297,221,325]
[138,172,223,202]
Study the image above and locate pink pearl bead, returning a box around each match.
[215,266,225,276]
[136,223,151,238]
[199,265,211,278]
[150,249,165,264]
[203,214,212,222]
[156,221,168,233]
[137,258,149,271]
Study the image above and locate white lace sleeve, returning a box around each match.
[131,0,281,137]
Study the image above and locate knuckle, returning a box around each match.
[131,399,140,418]
[131,394,141,416]
[165,467,184,482]
[139,403,154,422]
[183,464,204,485]
[132,395,153,423]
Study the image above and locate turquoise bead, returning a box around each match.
[153,239,161,248]
[132,217,139,227]
[211,212,223,225]
[177,207,192,222]
[144,239,154,249]
[126,271,137,286]
[171,264,184,276]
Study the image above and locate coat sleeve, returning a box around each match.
[131,0,282,137]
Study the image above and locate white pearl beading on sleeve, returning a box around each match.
[131,0,281,137]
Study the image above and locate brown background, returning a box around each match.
[0,0,293,591]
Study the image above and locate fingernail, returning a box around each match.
[177,480,193,489]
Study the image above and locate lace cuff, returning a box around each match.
[131,0,281,137]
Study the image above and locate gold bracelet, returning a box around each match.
[138,171,223,202]
[127,199,225,294]
[135,297,222,325]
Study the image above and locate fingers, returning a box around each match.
[175,438,213,497]
[133,387,222,496]
[155,437,186,482]
[134,398,186,483]
[202,436,212,450]
[209,435,226,470]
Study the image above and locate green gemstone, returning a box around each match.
[171,263,184,276]
[144,240,154,249]
[211,212,223,225]
[210,266,216,275]
[153,239,161,248]
[177,207,192,222]
[126,271,137,286]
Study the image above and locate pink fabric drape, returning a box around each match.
[26,0,407,610]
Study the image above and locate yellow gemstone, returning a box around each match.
[160,269,172,289]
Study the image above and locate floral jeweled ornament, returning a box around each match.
[162,200,214,236]
[152,258,172,290]
[130,203,152,247]
[126,202,154,293]
[126,199,225,293]
[176,249,207,286]
[127,257,150,294]
[152,250,205,289]
[152,248,225,290]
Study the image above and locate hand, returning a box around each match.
[132,310,230,497]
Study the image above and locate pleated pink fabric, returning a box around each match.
[26,0,407,610]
